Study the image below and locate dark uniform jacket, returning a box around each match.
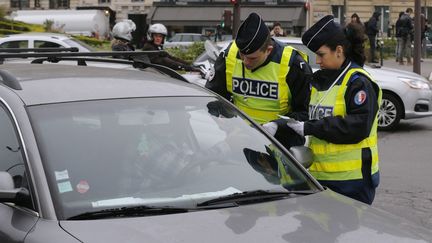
[142,42,193,71]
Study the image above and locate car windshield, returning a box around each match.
[28,97,318,219]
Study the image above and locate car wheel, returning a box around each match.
[378,93,402,131]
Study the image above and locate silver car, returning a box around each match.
[193,38,432,130]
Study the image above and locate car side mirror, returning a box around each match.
[0,171,21,203]
[289,146,313,169]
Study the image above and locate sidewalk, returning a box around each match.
[375,58,432,80]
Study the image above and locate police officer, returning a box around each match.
[142,23,199,72]
[205,12,312,149]
[111,19,136,52]
[265,15,382,205]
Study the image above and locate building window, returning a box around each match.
[331,5,345,24]
[131,0,144,2]
[10,0,29,9]
[374,6,389,36]
[99,0,111,3]
[49,0,69,8]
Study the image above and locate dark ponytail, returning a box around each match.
[324,22,367,66]
[344,22,367,66]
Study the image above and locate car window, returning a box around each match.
[0,104,34,209]
[182,35,193,42]
[34,41,63,48]
[28,97,317,219]
[169,35,182,42]
[0,40,28,48]
[63,38,94,52]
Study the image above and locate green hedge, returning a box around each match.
[166,42,205,63]
[72,35,108,48]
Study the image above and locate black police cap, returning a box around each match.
[235,12,270,55]
[302,15,344,52]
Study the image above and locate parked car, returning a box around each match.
[0,33,94,52]
[193,38,432,130]
[0,52,431,242]
[164,33,210,49]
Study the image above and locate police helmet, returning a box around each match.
[112,19,136,41]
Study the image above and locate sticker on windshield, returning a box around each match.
[54,170,69,181]
[76,180,90,194]
[57,181,73,193]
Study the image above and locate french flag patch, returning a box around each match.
[354,90,367,105]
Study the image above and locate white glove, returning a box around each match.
[200,65,215,81]
[262,122,278,136]
[285,118,304,136]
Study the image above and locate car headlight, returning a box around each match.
[399,77,431,90]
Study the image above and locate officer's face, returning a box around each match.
[315,45,344,70]
[153,34,165,45]
[239,46,273,70]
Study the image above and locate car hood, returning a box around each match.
[59,190,432,242]
[365,66,427,81]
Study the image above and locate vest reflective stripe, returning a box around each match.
[310,134,378,154]
[310,146,379,172]
[225,43,294,124]
[309,67,382,181]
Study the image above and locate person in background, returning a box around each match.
[205,12,312,149]
[365,12,381,63]
[270,22,285,37]
[398,8,414,65]
[264,15,382,205]
[350,13,362,26]
[142,23,199,72]
[395,11,405,63]
[111,19,136,52]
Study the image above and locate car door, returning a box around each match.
[0,103,38,243]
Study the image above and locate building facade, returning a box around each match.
[311,0,432,37]
[2,0,431,40]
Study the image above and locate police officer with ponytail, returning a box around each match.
[265,15,382,205]
[205,12,312,149]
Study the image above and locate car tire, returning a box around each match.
[378,93,403,131]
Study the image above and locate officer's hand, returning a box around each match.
[262,122,278,136]
[200,65,215,81]
[283,117,304,136]
[272,116,304,136]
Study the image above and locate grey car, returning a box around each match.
[0,54,431,242]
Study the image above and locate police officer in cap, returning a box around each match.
[205,12,312,149]
[265,15,382,205]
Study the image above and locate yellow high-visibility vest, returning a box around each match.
[308,67,382,181]
[225,42,307,124]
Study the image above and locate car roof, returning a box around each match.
[4,32,71,40]
[0,63,212,106]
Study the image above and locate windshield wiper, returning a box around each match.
[197,189,317,207]
[68,205,190,220]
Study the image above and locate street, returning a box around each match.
[374,116,432,230]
